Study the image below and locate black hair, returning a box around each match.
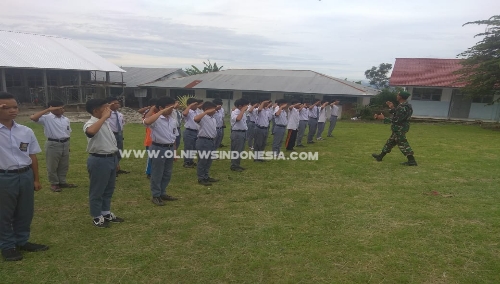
[85,99,108,115]
[276,99,288,105]
[197,99,204,104]
[291,99,300,105]
[148,98,158,106]
[201,101,217,111]
[106,97,119,103]
[186,98,198,105]
[250,100,259,105]
[234,99,249,108]
[311,98,320,104]
[212,99,223,105]
[0,92,15,100]
[47,100,64,108]
[156,97,176,109]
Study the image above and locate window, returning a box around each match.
[323,95,357,104]
[242,92,271,102]
[411,88,442,101]
[170,89,194,100]
[284,93,315,102]
[206,90,233,99]
[472,96,494,104]
[5,70,22,88]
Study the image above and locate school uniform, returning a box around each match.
[84,117,118,219]
[328,104,340,137]
[148,113,178,198]
[307,106,319,143]
[253,108,270,161]
[183,109,199,166]
[196,115,217,181]
[36,113,71,186]
[296,108,309,146]
[247,107,257,148]
[214,107,225,150]
[0,122,41,251]
[230,108,248,169]
[286,108,299,150]
[272,106,288,155]
[107,110,125,161]
[317,107,327,139]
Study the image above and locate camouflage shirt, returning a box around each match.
[384,101,413,132]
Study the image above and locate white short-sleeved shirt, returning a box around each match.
[175,110,183,128]
[287,108,300,130]
[331,105,340,116]
[214,107,225,128]
[184,109,200,130]
[299,108,309,121]
[37,113,71,139]
[0,121,41,170]
[318,107,327,123]
[197,115,217,138]
[274,106,288,126]
[230,109,248,131]
[309,106,319,119]
[84,116,118,154]
[256,109,270,127]
[107,111,125,133]
[150,113,178,144]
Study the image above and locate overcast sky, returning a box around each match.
[1,0,498,80]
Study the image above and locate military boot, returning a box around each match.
[371,153,385,162]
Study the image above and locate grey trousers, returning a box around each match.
[0,169,34,250]
[296,120,308,146]
[87,155,117,218]
[307,118,318,143]
[272,125,286,155]
[150,144,174,198]
[230,131,246,168]
[317,122,325,138]
[253,127,268,160]
[214,127,224,150]
[183,129,198,164]
[45,140,70,185]
[271,117,276,134]
[113,131,124,162]
[196,138,214,180]
[327,116,338,136]
[247,121,256,148]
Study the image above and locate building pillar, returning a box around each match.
[42,69,48,105]
[105,72,110,97]
[78,71,83,103]
[1,69,6,92]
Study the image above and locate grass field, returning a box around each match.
[2,120,500,283]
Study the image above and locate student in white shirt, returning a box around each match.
[212,99,226,150]
[30,100,76,192]
[316,100,330,140]
[307,99,321,143]
[84,99,124,228]
[106,97,129,176]
[296,101,310,147]
[0,92,48,261]
[285,100,303,151]
[272,99,289,155]
[182,98,201,168]
[194,102,218,186]
[230,99,249,172]
[327,100,340,137]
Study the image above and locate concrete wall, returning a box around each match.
[407,86,451,117]
[469,103,500,121]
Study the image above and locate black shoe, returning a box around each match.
[307,141,315,144]
[152,197,165,206]
[296,145,305,148]
[103,213,124,223]
[327,135,332,137]
[117,170,130,175]
[401,160,418,166]
[231,167,244,172]
[372,153,383,162]
[219,144,226,148]
[93,216,110,228]
[208,177,219,182]
[17,242,49,252]
[146,174,151,179]
[198,179,212,186]
[2,248,22,261]
[160,195,178,201]
[254,159,265,162]
[183,163,195,168]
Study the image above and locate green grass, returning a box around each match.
[2,120,500,283]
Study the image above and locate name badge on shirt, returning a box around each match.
[19,142,29,152]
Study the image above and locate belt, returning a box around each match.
[276,124,286,127]
[300,120,309,121]
[198,136,215,140]
[186,128,198,132]
[256,125,268,129]
[0,165,31,174]
[331,115,338,117]
[216,127,223,129]
[152,142,175,147]
[248,121,256,123]
[232,130,247,132]
[309,117,318,120]
[48,138,70,143]
[90,153,116,158]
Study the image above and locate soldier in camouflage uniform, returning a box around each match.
[372,91,417,166]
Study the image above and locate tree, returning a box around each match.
[185,60,224,75]
[456,15,500,103]
[364,63,392,89]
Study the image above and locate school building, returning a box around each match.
[139,69,379,117]
[0,30,124,106]
[390,58,500,121]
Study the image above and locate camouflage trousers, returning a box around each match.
[381,131,414,156]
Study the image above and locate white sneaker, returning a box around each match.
[317,137,323,141]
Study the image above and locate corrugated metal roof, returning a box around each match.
[96,67,187,87]
[0,30,124,72]
[141,69,379,96]
[389,58,465,88]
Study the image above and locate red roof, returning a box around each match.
[389,58,465,88]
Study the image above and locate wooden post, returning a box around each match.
[1,69,6,92]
